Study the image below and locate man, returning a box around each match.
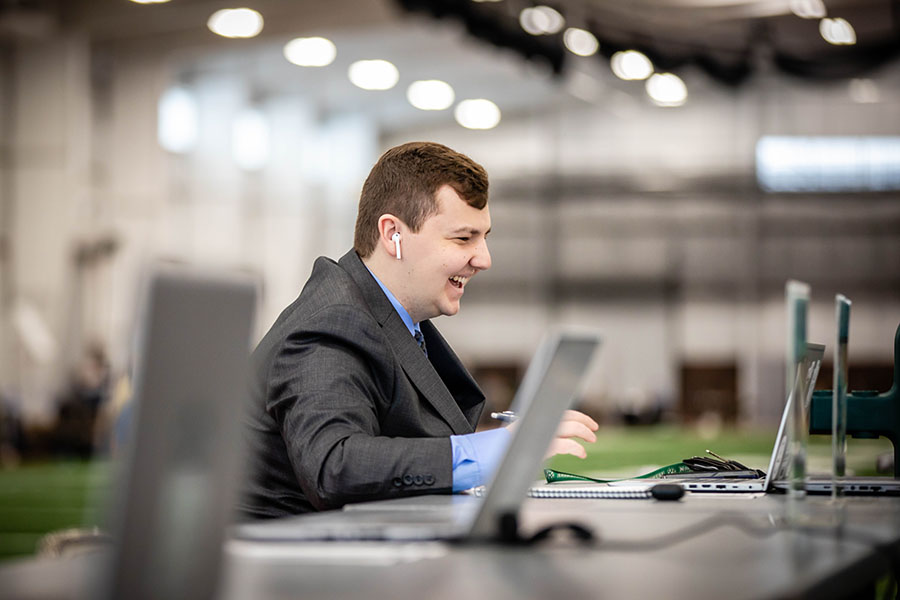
[239,142,597,519]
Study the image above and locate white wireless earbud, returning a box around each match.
[391,232,402,260]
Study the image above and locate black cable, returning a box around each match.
[528,522,595,545]
[495,512,595,546]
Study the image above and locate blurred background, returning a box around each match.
[0,0,898,559]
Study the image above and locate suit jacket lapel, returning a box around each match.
[420,320,484,430]
[339,250,476,435]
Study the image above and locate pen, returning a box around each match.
[490,410,518,423]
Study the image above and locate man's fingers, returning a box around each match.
[545,438,588,460]
[555,420,597,444]
[544,410,599,459]
[562,409,599,431]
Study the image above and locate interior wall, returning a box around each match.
[3,35,93,421]
[1,15,898,427]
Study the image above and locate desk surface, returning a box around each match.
[3,493,899,600]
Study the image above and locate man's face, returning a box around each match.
[398,185,492,323]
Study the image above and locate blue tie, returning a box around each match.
[414,329,427,357]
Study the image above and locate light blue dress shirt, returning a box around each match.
[365,266,510,491]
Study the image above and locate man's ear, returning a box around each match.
[377,214,403,259]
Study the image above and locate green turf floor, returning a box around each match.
[0,427,892,561]
[0,461,110,560]
[545,425,892,479]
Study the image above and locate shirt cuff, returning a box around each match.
[449,428,512,492]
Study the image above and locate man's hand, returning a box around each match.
[544,410,598,459]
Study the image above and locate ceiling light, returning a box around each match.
[283,37,336,67]
[563,28,599,57]
[207,8,264,39]
[157,86,198,153]
[129,0,172,3]
[610,50,654,80]
[534,6,565,34]
[519,6,565,36]
[231,108,270,171]
[407,80,455,111]
[348,60,399,91]
[519,9,541,35]
[789,0,826,19]
[820,18,856,45]
[645,73,687,107]
[454,99,501,130]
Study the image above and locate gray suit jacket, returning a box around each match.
[239,250,485,518]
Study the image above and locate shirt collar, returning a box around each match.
[365,265,419,338]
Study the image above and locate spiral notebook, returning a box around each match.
[529,483,651,499]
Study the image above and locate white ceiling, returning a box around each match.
[6,0,894,135]
[170,17,571,131]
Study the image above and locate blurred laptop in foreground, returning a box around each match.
[102,266,257,600]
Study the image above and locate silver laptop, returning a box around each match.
[657,280,825,493]
[609,342,825,494]
[608,282,822,495]
[232,328,602,542]
[103,266,257,600]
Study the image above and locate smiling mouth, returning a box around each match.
[449,275,469,289]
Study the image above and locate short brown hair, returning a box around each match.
[353,141,489,257]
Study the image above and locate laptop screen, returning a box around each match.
[104,267,257,600]
[468,329,601,538]
[766,342,825,487]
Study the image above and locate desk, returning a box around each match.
[2,493,899,600]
